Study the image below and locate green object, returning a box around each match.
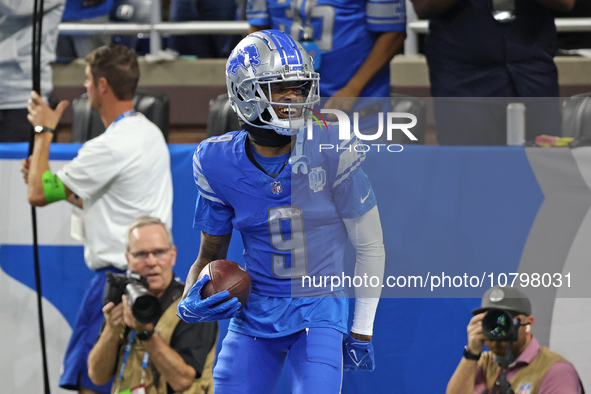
[42,171,67,203]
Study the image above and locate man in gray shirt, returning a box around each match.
[0,0,64,141]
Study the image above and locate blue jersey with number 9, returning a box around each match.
[192,127,377,336]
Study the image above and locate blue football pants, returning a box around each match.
[213,327,343,394]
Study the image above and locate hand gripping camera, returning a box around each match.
[103,271,162,324]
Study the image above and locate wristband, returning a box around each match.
[136,329,155,341]
[42,171,67,203]
[463,346,481,361]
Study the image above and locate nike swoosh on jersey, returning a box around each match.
[360,191,371,204]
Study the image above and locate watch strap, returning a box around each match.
[34,126,55,134]
[463,346,481,361]
[136,329,155,341]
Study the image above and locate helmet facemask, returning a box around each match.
[232,71,320,136]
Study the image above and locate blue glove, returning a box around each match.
[177,274,241,323]
[343,334,375,371]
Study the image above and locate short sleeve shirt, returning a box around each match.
[56,113,173,270]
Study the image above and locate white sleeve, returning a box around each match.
[342,205,385,336]
[56,139,121,201]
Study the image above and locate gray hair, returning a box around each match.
[126,216,174,250]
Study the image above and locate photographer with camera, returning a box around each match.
[447,286,584,394]
[88,217,218,394]
[22,44,173,394]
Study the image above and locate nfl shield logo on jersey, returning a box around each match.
[309,167,326,193]
[518,383,532,394]
[271,181,283,195]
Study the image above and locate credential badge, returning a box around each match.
[309,167,326,193]
[518,383,532,394]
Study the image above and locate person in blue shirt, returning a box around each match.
[177,30,386,394]
[57,0,113,60]
[247,0,406,115]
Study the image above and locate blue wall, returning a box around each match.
[0,143,545,393]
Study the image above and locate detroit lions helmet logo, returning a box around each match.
[227,44,262,75]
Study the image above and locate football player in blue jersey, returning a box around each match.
[246,0,407,114]
[177,30,386,394]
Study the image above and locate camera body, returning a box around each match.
[103,271,162,324]
[482,308,521,342]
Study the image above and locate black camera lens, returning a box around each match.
[482,308,519,342]
[125,282,162,324]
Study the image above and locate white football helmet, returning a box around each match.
[226,29,320,136]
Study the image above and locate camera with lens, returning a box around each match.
[482,308,521,342]
[103,271,162,324]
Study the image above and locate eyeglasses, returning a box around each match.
[128,247,171,261]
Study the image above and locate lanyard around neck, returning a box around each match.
[117,330,150,383]
[105,109,137,134]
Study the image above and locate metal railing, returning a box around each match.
[58,18,591,56]
[58,21,251,35]
[407,18,591,34]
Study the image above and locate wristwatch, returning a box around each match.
[463,346,481,361]
[136,329,155,341]
[34,126,54,134]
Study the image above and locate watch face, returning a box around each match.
[34,126,53,134]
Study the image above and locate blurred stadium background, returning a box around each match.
[2,1,591,393]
